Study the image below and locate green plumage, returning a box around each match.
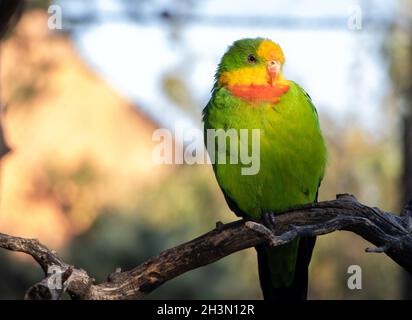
[203,38,327,298]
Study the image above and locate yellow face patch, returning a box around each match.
[257,40,285,64]
[219,66,267,87]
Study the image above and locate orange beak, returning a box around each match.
[267,60,281,86]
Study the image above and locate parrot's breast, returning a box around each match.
[204,82,327,219]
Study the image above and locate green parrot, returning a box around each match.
[203,38,327,300]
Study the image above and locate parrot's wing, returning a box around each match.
[294,82,325,194]
[294,82,320,126]
[289,84,321,300]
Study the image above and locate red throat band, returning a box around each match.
[228,84,289,103]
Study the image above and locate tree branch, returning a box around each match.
[0,194,411,300]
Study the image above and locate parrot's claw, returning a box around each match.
[262,212,277,232]
[245,211,300,247]
[245,211,278,246]
[245,221,279,247]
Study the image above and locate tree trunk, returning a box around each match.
[402,94,412,299]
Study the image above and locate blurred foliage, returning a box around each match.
[0,0,52,40]
[0,252,42,299]
[39,161,101,231]
[25,0,52,11]
[163,73,197,115]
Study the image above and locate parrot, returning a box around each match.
[202,38,327,300]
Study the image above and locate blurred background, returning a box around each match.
[0,0,411,299]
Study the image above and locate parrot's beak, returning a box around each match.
[267,60,281,86]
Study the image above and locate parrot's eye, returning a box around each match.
[247,54,257,64]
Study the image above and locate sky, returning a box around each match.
[56,0,397,137]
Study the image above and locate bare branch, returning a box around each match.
[1,194,411,300]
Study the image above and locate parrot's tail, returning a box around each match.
[255,236,316,300]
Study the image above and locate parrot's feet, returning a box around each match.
[245,212,278,246]
[245,221,279,246]
[262,212,277,232]
[245,211,300,247]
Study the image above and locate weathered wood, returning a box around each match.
[0,194,411,300]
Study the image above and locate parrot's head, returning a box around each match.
[214,38,290,102]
